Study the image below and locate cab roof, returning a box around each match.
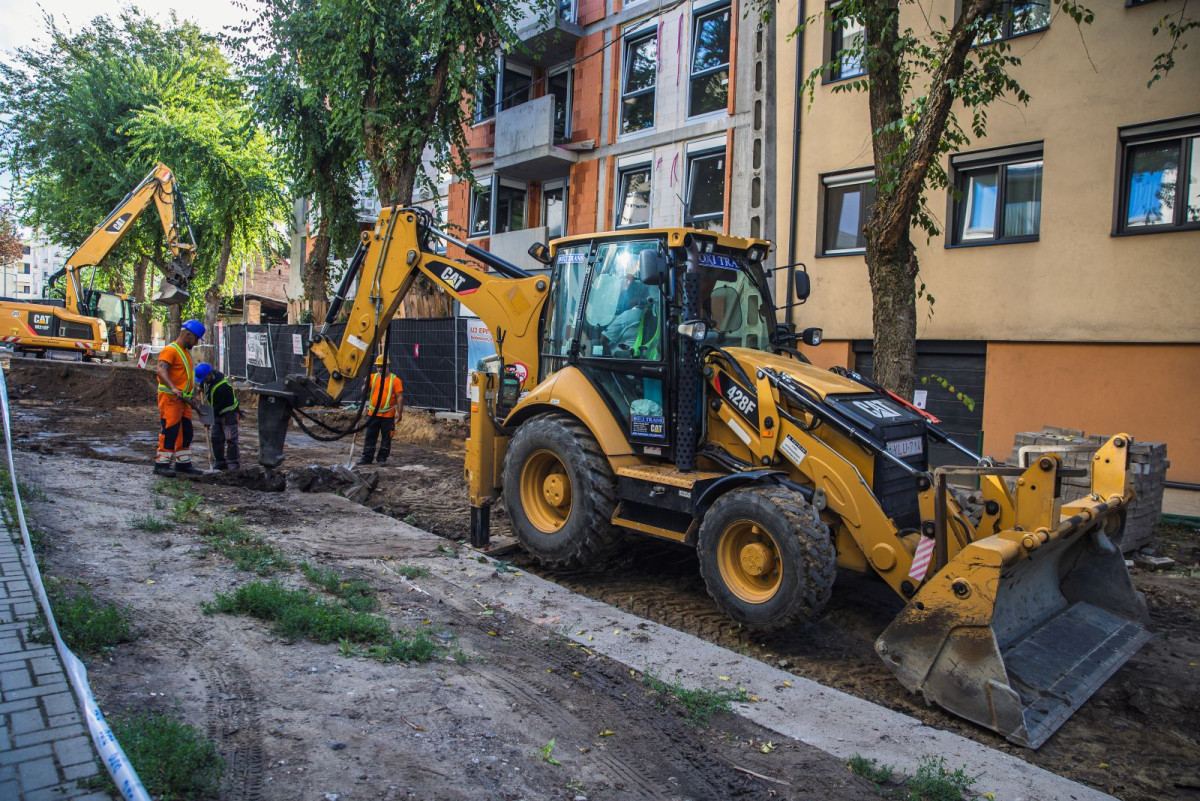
[549,228,772,254]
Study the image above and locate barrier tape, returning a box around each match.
[0,366,149,801]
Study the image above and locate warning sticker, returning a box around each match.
[631,414,666,440]
[779,434,808,468]
[347,334,368,351]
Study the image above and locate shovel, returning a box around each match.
[195,401,216,472]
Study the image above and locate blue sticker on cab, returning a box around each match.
[698,253,739,270]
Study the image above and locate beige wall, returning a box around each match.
[982,343,1200,483]
[774,2,1200,343]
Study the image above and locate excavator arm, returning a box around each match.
[50,163,197,309]
[256,206,550,477]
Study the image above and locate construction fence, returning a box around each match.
[217,318,498,414]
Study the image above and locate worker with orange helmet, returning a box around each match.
[154,319,205,476]
[357,351,403,466]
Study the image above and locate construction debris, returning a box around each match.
[287,464,379,504]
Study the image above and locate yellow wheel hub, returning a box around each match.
[520,449,573,533]
[717,520,784,604]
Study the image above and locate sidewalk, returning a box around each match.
[0,528,107,800]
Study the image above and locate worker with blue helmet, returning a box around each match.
[194,361,241,471]
[154,319,205,477]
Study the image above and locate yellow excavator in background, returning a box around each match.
[0,163,196,359]
[256,205,1149,749]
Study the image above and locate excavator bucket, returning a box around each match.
[256,384,295,469]
[876,436,1151,748]
[152,278,189,306]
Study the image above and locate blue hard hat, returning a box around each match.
[181,319,206,339]
[194,363,213,384]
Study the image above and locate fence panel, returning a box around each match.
[386,318,459,411]
[225,325,247,380]
[267,324,313,381]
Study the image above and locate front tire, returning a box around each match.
[697,485,836,630]
[503,413,621,571]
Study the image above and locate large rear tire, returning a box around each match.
[503,413,621,571]
[697,485,836,630]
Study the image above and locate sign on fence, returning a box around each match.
[465,318,496,394]
[247,332,272,368]
[292,333,304,355]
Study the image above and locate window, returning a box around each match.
[1117,117,1200,233]
[500,62,532,112]
[558,0,577,22]
[470,177,528,238]
[22,245,31,255]
[821,169,875,254]
[495,182,527,234]
[684,139,726,231]
[976,2,1050,43]
[621,29,658,134]
[470,182,492,236]
[543,181,568,240]
[827,2,866,81]
[21,263,30,274]
[950,145,1042,245]
[688,5,731,117]
[616,156,653,229]
[579,239,665,361]
[548,67,573,140]
[474,68,497,123]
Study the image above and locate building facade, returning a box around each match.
[4,234,67,300]
[447,0,776,272]
[774,2,1200,481]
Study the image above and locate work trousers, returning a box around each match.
[209,410,241,470]
[361,415,396,463]
[157,394,194,465]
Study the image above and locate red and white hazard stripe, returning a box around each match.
[1,336,20,343]
[75,342,90,350]
[908,536,936,583]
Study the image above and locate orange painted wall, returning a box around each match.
[983,342,1200,482]
[798,339,854,371]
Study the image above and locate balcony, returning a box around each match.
[489,226,551,275]
[514,0,583,66]
[493,95,578,182]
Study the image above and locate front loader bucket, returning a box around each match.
[255,385,295,469]
[876,436,1151,748]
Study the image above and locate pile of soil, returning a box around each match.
[7,358,157,406]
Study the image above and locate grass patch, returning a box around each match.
[0,467,46,552]
[301,562,378,611]
[154,478,194,499]
[96,710,224,800]
[169,492,204,523]
[197,515,290,575]
[130,515,173,533]
[847,754,976,801]
[37,581,136,654]
[642,673,749,726]
[339,633,438,663]
[392,563,430,580]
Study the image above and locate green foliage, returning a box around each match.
[642,673,749,726]
[0,203,22,266]
[341,633,438,663]
[169,492,204,523]
[920,374,976,413]
[536,737,562,766]
[129,515,173,533]
[848,753,894,787]
[392,563,431,580]
[102,711,224,800]
[301,561,378,611]
[1150,8,1199,86]
[43,580,137,654]
[197,515,291,575]
[846,754,975,800]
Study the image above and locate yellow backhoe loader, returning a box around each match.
[256,206,1149,748]
[0,163,197,359]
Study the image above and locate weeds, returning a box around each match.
[536,738,562,766]
[340,633,438,663]
[97,711,223,800]
[154,478,193,498]
[36,580,136,654]
[642,673,748,726]
[392,563,430,580]
[197,516,290,575]
[129,515,173,533]
[301,562,378,611]
[452,648,472,665]
[169,492,204,523]
[846,754,976,801]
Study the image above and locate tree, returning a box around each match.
[0,205,21,268]
[0,10,286,343]
[789,2,1191,398]
[234,0,537,316]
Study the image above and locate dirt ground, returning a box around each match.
[8,358,1200,800]
[6,359,880,801]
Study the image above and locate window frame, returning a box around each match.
[620,25,659,135]
[687,3,732,118]
[947,143,1044,248]
[473,58,500,124]
[819,168,876,256]
[684,138,728,230]
[615,154,654,230]
[469,180,493,238]
[548,65,574,140]
[826,1,867,83]
[542,179,569,241]
[1114,115,1200,236]
[973,1,1051,44]
[499,60,533,113]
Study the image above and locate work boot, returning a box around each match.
[174,462,202,475]
[153,463,176,478]
[213,461,228,471]
[227,462,240,472]
[376,457,388,466]
[356,457,373,466]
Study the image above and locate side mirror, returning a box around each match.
[794,270,811,302]
[801,327,823,346]
[528,242,552,265]
[639,249,667,286]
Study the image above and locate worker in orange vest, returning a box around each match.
[358,353,403,466]
[154,319,205,476]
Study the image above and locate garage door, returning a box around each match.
[852,340,987,467]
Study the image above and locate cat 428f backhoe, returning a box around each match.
[257,206,1149,749]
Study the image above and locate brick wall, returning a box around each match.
[567,160,599,236]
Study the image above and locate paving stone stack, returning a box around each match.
[1009,426,1168,554]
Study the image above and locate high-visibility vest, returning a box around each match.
[156,342,194,398]
[631,307,660,360]
[206,377,239,416]
[367,373,400,415]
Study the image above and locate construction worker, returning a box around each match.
[154,319,205,476]
[358,353,403,466]
[194,363,241,471]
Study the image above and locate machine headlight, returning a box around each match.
[678,320,708,341]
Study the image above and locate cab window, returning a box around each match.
[698,262,773,351]
[578,239,664,361]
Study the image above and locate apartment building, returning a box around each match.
[3,235,67,300]
[774,2,1200,481]
[446,0,776,271]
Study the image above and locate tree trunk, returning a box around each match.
[304,219,331,324]
[864,231,919,400]
[131,254,152,347]
[198,220,235,365]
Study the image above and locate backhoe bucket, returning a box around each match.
[255,385,295,469]
[876,436,1150,748]
[152,278,189,307]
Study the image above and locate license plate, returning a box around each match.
[886,436,924,459]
